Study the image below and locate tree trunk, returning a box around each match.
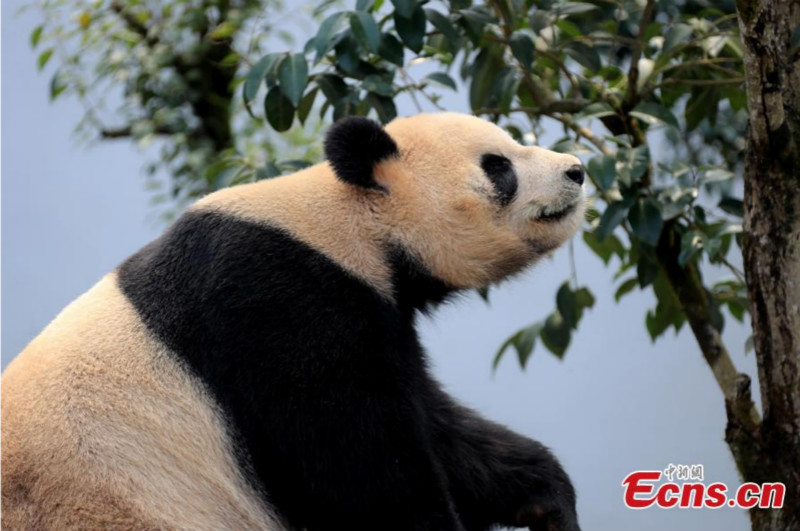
[735,0,800,528]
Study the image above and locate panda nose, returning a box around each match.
[565,165,585,185]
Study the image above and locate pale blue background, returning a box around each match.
[2,3,757,530]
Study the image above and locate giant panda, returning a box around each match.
[1,112,586,531]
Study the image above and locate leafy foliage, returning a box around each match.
[241,0,747,366]
[29,0,323,217]
[34,0,748,364]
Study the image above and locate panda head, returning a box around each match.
[324,112,586,290]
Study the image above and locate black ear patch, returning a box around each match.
[481,154,518,207]
[324,117,399,190]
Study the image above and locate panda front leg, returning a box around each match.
[427,386,580,531]
[269,393,469,531]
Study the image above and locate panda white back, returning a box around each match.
[1,274,278,530]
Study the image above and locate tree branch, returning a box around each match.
[623,0,656,110]
[100,125,177,139]
[475,105,613,155]
[110,1,158,47]
[655,223,761,435]
[100,127,133,139]
[552,115,614,156]
[107,0,236,155]
[651,77,745,89]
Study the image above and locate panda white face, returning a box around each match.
[377,113,586,289]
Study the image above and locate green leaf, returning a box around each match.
[367,93,398,123]
[394,5,426,53]
[493,331,520,370]
[646,309,670,341]
[699,168,734,185]
[649,274,685,336]
[685,87,719,131]
[587,155,616,190]
[49,71,67,100]
[494,325,540,371]
[629,146,650,183]
[264,86,295,132]
[425,9,460,43]
[424,72,457,91]
[278,53,309,107]
[37,48,54,70]
[728,299,745,322]
[477,285,490,302]
[261,161,282,179]
[636,251,660,288]
[333,93,359,121]
[678,230,705,266]
[243,53,281,118]
[555,19,581,38]
[312,0,339,17]
[390,0,418,18]
[555,1,599,15]
[705,236,723,261]
[378,33,405,66]
[357,0,377,11]
[583,231,625,264]
[362,75,394,96]
[334,36,360,76]
[458,8,493,44]
[663,24,692,52]
[531,10,551,32]
[279,160,313,173]
[555,282,593,330]
[575,102,617,120]
[615,277,638,302]
[205,155,240,187]
[297,88,318,124]
[514,323,542,368]
[565,42,601,73]
[31,25,43,48]
[556,282,578,329]
[541,311,571,358]
[314,12,348,63]
[469,44,503,111]
[351,11,381,53]
[596,198,633,241]
[316,73,349,102]
[745,335,754,354]
[509,32,535,68]
[630,102,679,128]
[628,198,663,246]
[617,145,650,186]
[489,66,519,114]
[574,287,596,313]
[719,197,744,218]
[209,21,236,40]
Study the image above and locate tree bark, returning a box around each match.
[736,0,800,528]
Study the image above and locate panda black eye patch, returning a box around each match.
[480,154,518,207]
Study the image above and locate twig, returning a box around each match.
[400,68,445,111]
[399,69,425,113]
[623,0,656,110]
[651,77,745,89]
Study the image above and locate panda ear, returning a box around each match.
[324,117,399,190]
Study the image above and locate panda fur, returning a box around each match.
[1,113,585,531]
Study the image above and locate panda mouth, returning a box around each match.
[537,203,576,222]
